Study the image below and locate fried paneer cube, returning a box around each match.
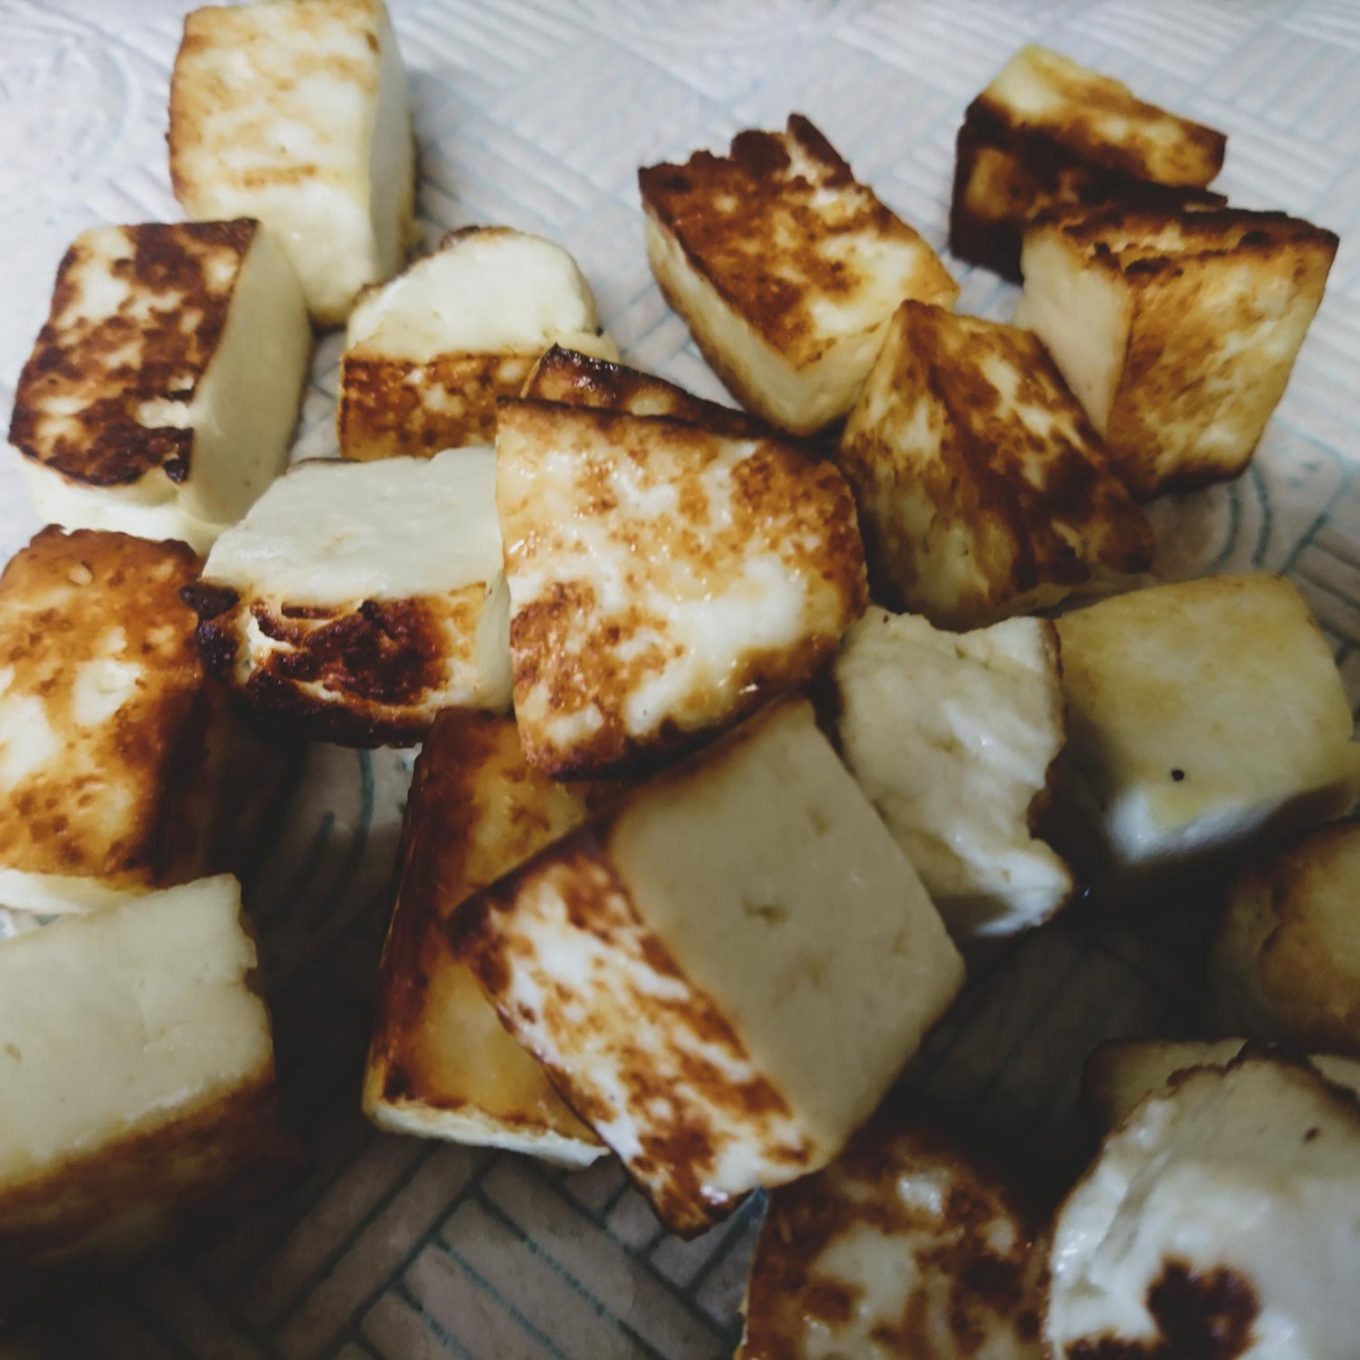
[640,115,958,436]
[832,607,1072,947]
[497,398,866,777]
[950,44,1226,280]
[450,701,964,1234]
[1018,203,1337,498]
[739,1108,1044,1359]
[170,0,416,326]
[1084,1037,1360,1132]
[837,301,1151,629]
[522,345,769,436]
[8,221,309,554]
[1048,1055,1360,1359]
[339,229,618,461]
[0,876,286,1282]
[187,448,510,747]
[0,529,282,916]
[364,711,610,1164]
[1213,820,1360,1057]
[1054,576,1360,896]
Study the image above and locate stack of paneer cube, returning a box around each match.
[2,0,1358,1333]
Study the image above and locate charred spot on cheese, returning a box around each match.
[740,1110,1045,1359]
[169,0,416,326]
[523,346,769,437]
[1018,203,1337,499]
[497,398,866,777]
[0,528,264,911]
[448,701,964,1234]
[8,220,309,551]
[189,449,511,748]
[362,711,613,1162]
[837,300,1150,629]
[950,45,1226,280]
[338,229,617,460]
[640,114,958,436]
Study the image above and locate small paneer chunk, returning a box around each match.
[497,399,866,777]
[1047,1055,1360,1360]
[837,301,1151,628]
[8,221,309,553]
[739,1110,1044,1359]
[339,229,618,460]
[639,115,958,436]
[1054,576,1360,897]
[523,345,769,435]
[1084,1037,1360,1131]
[951,44,1226,280]
[832,607,1072,947]
[0,529,282,916]
[1213,820,1360,1056]
[187,448,510,747]
[364,711,611,1163]
[450,700,964,1234]
[0,876,285,1279]
[169,0,415,326]
[1017,203,1337,498]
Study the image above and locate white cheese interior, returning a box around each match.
[1015,230,1128,434]
[0,868,143,917]
[610,702,964,1152]
[834,608,1071,945]
[203,446,502,603]
[1049,1059,1360,1359]
[348,229,611,361]
[0,875,271,1185]
[365,5,415,293]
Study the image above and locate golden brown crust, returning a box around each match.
[9,221,256,486]
[498,399,867,777]
[0,1070,289,1280]
[639,114,956,364]
[367,710,615,1137]
[837,302,1151,628]
[0,528,213,887]
[449,812,815,1235]
[948,116,1226,281]
[741,1106,1045,1358]
[522,345,770,437]
[338,351,538,460]
[1030,203,1339,499]
[185,583,482,748]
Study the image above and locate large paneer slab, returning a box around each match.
[450,701,964,1234]
[838,301,1151,628]
[170,0,415,325]
[1018,203,1337,498]
[640,115,957,436]
[0,876,285,1281]
[832,607,1072,948]
[1055,576,1360,895]
[497,399,866,777]
[9,221,309,553]
[951,44,1225,279]
[339,229,617,460]
[0,529,282,916]
[740,1109,1044,1359]
[188,449,510,747]
[364,711,609,1163]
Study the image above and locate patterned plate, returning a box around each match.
[2,1,1359,1355]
